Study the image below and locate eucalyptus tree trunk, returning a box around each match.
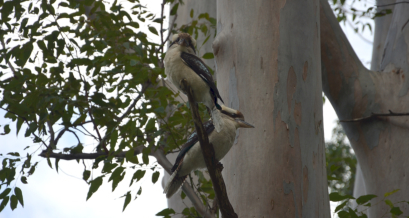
[213,0,330,217]
[320,0,409,216]
[162,1,217,216]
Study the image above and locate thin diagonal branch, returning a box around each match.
[376,1,409,7]
[340,110,409,122]
[152,148,216,218]
[39,145,145,160]
[180,79,237,218]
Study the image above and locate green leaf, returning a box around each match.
[125,149,139,164]
[149,26,158,36]
[109,167,125,191]
[384,189,400,197]
[152,171,160,184]
[3,125,10,134]
[335,200,348,212]
[170,3,179,16]
[10,195,17,210]
[0,188,11,199]
[145,118,156,132]
[348,208,358,218]
[385,199,394,208]
[190,9,194,18]
[390,206,403,216]
[83,170,91,181]
[14,187,23,207]
[87,176,103,200]
[21,176,27,184]
[130,170,146,186]
[110,129,118,149]
[47,157,53,169]
[202,52,214,59]
[329,192,354,202]
[0,196,9,212]
[356,194,377,205]
[155,208,175,217]
[123,192,131,212]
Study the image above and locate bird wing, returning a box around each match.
[170,120,215,173]
[180,52,224,106]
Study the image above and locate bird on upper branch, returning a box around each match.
[164,33,225,132]
[163,105,254,198]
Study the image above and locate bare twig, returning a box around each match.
[47,120,56,148]
[39,145,145,160]
[180,79,237,218]
[376,1,409,7]
[340,110,409,122]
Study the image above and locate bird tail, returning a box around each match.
[164,172,187,198]
[211,107,224,132]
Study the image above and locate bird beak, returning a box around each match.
[236,119,255,128]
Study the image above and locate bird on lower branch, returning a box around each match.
[164,32,225,132]
[164,105,254,198]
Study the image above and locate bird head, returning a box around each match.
[170,33,196,54]
[220,105,255,128]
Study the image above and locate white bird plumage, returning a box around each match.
[164,105,254,198]
[164,33,225,132]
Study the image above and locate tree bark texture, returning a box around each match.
[320,0,409,216]
[162,1,217,216]
[214,0,330,217]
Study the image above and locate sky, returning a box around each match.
[0,1,374,218]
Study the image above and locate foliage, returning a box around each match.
[326,121,357,196]
[329,0,392,35]
[330,189,407,218]
[0,0,215,214]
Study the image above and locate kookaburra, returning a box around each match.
[164,105,254,198]
[164,33,225,132]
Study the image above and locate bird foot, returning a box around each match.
[216,162,224,172]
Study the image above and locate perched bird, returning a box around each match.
[164,33,225,132]
[164,105,254,198]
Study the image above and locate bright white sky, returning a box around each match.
[0,0,374,217]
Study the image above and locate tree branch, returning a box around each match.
[376,1,409,7]
[340,110,409,122]
[39,145,145,160]
[180,79,237,218]
[152,148,216,218]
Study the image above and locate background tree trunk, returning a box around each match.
[213,0,330,217]
[320,0,409,215]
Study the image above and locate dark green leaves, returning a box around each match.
[148,26,158,36]
[156,208,175,218]
[202,53,214,59]
[0,196,9,212]
[356,194,377,205]
[122,192,131,212]
[14,187,24,207]
[87,176,104,200]
[170,3,179,15]
[329,192,354,202]
[10,195,17,210]
[130,170,145,186]
[152,171,159,184]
